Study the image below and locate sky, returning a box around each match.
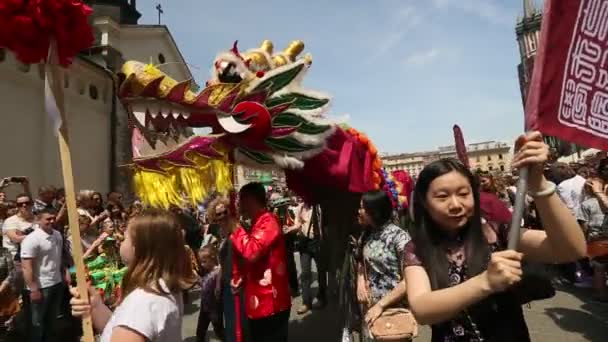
[136,0,537,154]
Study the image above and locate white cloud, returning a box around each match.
[431,0,513,26]
[369,5,423,60]
[404,48,440,66]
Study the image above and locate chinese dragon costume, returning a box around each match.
[118,40,388,208]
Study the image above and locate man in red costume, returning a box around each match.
[231,182,291,341]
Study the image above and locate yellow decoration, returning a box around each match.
[243,40,275,72]
[133,156,234,209]
[273,40,306,67]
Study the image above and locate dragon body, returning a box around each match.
[119,40,384,208]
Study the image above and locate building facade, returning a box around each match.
[515,0,582,157]
[515,0,542,107]
[382,141,512,178]
[0,1,193,197]
[235,166,286,190]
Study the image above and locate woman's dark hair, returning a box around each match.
[412,158,489,290]
[361,190,393,227]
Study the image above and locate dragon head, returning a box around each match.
[118,40,338,207]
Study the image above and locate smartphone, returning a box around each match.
[9,176,27,183]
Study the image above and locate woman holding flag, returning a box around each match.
[403,132,586,341]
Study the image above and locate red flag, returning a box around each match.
[526,0,608,150]
[453,125,470,168]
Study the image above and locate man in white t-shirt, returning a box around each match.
[2,193,35,259]
[21,208,66,342]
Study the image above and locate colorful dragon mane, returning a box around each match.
[119,40,385,207]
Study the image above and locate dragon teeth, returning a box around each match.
[172,111,181,119]
[131,104,147,126]
[181,112,191,119]
[147,103,160,117]
[160,107,171,118]
[133,111,146,126]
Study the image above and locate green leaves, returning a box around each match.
[239,149,274,164]
[266,92,329,111]
[265,136,318,153]
[253,63,305,94]
[272,112,331,135]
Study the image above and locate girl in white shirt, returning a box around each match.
[70,209,197,342]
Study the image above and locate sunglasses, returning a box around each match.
[17,201,32,207]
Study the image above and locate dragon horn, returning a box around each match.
[284,40,305,61]
[260,40,274,54]
[231,40,242,58]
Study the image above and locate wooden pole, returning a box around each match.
[46,58,95,341]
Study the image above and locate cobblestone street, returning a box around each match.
[182,254,608,341]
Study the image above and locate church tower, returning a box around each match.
[515,0,578,157]
[515,0,542,106]
[85,0,141,25]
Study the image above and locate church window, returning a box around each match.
[89,84,99,100]
[158,53,166,64]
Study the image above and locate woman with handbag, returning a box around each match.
[356,191,417,341]
[403,132,587,341]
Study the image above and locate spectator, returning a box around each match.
[0,245,19,334]
[2,193,35,260]
[354,191,409,341]
[70,209,197,342]
[231,182,291,342]
[580,163,608,302]
[55,189,65,207]
[77,190,108,231]
[171,205,202,252]
[91,192,104,217]
[285,202,327,315]
[206,196,247,342]
[551,163,589,285]
[127,201,144,218]
[551,163,585,216]
[196,244,225,342]
[21,208,67,342]
[32,186,57,215]
[0,191,5,204]
[5,201,17,218]
[106,191,123,208]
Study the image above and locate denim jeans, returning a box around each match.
[300,239,327,307]
[25,282,65,342]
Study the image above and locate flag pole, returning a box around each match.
[507,166,528,250]
[46,44,95,342]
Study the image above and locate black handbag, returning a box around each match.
[487,221,556,305]
[510,261,556,305]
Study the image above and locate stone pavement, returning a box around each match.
[182,252,608,341]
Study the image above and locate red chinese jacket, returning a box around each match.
[230,210,291,319]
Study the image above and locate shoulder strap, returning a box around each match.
[303,206,314,238]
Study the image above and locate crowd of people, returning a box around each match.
[0,175,326,342]
[0,132,606,342]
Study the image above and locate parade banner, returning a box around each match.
[453,124,470,168]
[526,0,608,150]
